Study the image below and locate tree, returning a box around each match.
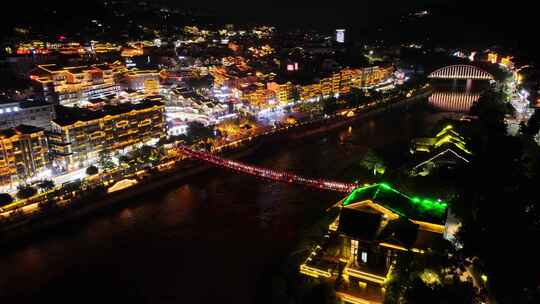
[0,193,14,206]
[98,152,115,170]
[522,109,540,136]
[452,89,540,302]
[186,121,214,144]
[86,165,99,176]
[360,149,386,175]
[38,179,55,192]
[303,282,337,304]
[16,185,37,199]
[321,97,338,115]
[118,155,132,165]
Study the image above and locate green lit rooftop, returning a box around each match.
[342,183,448,225]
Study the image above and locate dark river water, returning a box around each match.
[0,99,453,303]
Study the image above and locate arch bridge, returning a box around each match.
[428,65,494,80]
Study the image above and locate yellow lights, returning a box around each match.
[420,269,441,285]
[379,242,409,252]
[336,292,373,304]
[344,267,386,284]
[300,264,332,278]
[107,179,139,193]
[488,52,498,64]
[435,125,454,137]
[379,242,425,254]
[410,220,445,234]
[481,274,488,283]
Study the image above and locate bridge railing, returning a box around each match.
[176,145,356,193]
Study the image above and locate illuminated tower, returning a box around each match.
[336,29,345,43]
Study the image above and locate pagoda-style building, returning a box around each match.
[409,125,472,176]
[300,183,448,304]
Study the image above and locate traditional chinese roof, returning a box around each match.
[342,183,448,225]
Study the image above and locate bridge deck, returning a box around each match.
[177,145,356,193]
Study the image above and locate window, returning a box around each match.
[361,251,368,264]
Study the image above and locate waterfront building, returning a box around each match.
[266,81,294,104]
[48,100,166,171]
[298,83,322,102]
[300,183,448,304]
[0,125,50,188]
[361,65,395,88]
[240,84,277,109]
[30,62,126,106]
[0,99,55,130]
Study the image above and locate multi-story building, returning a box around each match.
[361,65,395,88]
[30,62,126,106]
[240,84,276,109]
[300,183,448,304]
[298,83,322,102]
[0,125,50,188]
[340,69,353,95]
[266,81,293,104]
[124,69,161,95]
[0,99,55,130]
[48,100,166,171]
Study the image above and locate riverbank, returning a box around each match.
[0,91,430,245]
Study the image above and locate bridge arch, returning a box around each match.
[428,65,494,80]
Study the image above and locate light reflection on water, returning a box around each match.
[429,79,490,113]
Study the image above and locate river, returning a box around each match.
[0,98,457,303]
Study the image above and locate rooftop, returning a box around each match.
[52,99,163,126]
[342,183,448,225]
[0,125,44,139]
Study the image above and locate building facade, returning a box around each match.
[266,81,293,104]
[124,69,161,95]
[31,62,126,106]
[0,125,50,188]
[48,101,166,171]
[0,100,55,130]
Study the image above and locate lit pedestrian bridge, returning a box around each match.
[176,145,357,193]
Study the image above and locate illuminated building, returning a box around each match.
[300,183,448,304]
[339,69,354,95]
[411,125,472,155]
[124,69,161,95]
[228,42,240,52]
[361,65,395,87]
[267,81,293,104]
[48,100,166,171]
[487,52,498,64]
[299,83,322,102]
[296,68,362,102]
[92,42,121,54]
[499,56,514,69]
[121,47,144,57]
[410,125,472,176]
[240,84,276,108]
[31,62,126,106]
[0,99,55,130]
[0,125,50,188]
[336,29,346,43]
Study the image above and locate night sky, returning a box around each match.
[2,0,538,55]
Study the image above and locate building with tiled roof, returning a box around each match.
[300,183,448,304]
